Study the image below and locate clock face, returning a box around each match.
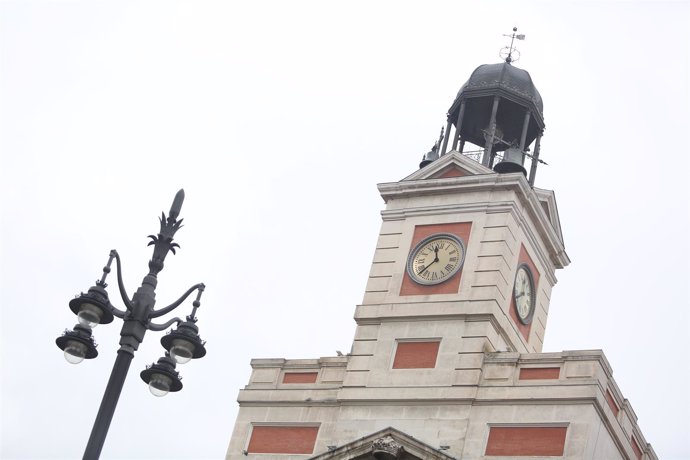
[513,264,535,324]
[406,233,466,285]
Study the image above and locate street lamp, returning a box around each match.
[55,189,207,459]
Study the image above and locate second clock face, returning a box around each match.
[513,264,535,324]
[407,233,466,285]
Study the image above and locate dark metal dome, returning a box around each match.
[456,63,543,117]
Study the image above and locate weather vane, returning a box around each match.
[499,26,525,64]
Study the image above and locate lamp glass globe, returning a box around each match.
[64,341,87,364]
[170,338,194,364]
[77,303,102,328]
[148,374,172,397]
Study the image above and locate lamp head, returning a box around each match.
[56,324,98,364]
[69,284,114,327]
[141,354,183,396]
[160,321,206,365]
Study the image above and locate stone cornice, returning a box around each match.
[483,349,614,376]
[239,399,342,407]
[353,309,519,353]
[250,357,348,369]
[378,172,570,270]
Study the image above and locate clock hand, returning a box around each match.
[418,258,438,274]
[417,246,441,275]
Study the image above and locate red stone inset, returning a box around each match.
[283,372,318,384]
[400,222,473,296]
[485,426,567,456]
[606,389,620,417]
[247,426,319,454]
[519,367,560,380]
[392,341,440,369]
[631,436,643,460]
[509,245,540,341]
[431,165,467,179]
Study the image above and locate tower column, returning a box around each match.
[451,100,466,151]
[482,96,500,166]
[440,118,452,156]
[519,110,531,168]
[519,110,531,151]
[528,131,542,185]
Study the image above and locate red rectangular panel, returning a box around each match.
[400,222,472,296]
[431,165,467,178]
[247,426,319,454]
[392,341,440,369]
[519,367,560,380]
[485,426,567,456]
[606,389,620,417]
[509,245,541,341]
[631,436,643,460]
[283,372,318,384]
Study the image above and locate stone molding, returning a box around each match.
[352,308,520,354]
[378,168,570,271]
[378,200,562,288]
[371,435,404,459]
[251,357,348,369]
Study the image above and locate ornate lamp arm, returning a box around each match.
[110,250,134,311]
[188,284,204,321]
[106,302,127,319]
[150,283,205,319]
[147,317,183,332]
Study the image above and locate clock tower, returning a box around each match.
[225,60,656,460]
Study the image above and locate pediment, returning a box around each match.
[403,150,494,181]
[533,187,565,245]
[309,427,455,460]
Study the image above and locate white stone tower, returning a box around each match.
[225,59,656,460]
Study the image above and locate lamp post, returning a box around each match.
[56,189,207,460]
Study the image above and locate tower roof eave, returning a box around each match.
[452,62,544,117]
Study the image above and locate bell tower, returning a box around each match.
[357,57,566,364]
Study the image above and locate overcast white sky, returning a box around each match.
[1,1,688,459]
